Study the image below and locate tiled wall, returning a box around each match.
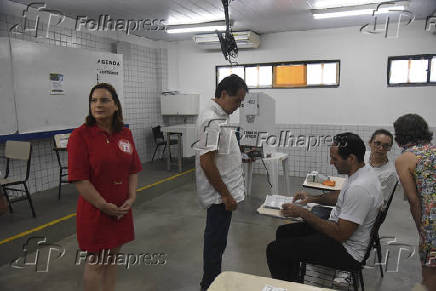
[0,13,169,197]
[252,124,436,178]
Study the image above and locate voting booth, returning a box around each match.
[239,92,275,149]
[238,92,290,196]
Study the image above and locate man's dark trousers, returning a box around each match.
[266,222,360,282]
[200,203,232,289]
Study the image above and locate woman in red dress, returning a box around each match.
[68,83,142,291]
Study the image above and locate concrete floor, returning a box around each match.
[0,159,421,291]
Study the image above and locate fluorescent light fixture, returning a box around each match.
[313,5,405,19]
[166,20,228,34]
[166,25,227,34]
[310,0,393,9]
[167,14,224,26]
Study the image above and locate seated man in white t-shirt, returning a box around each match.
[364,129,398,200]
[266,132,383,283]
[311,129,397,285]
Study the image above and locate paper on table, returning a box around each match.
[263,195,307,210]
[263,195,294,209]
[262,284,287,291]
[257,204,303,221]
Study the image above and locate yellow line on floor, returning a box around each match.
[0,168,195,246]
[136,168,194,191]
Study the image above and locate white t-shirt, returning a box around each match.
[194,100,245,208]
[329,166,383,262]
[364,151,398,200]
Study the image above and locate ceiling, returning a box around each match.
[9,0,436,41]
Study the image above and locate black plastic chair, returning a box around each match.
[299,181,399,291]
[151,126,178,161]
[0,140,35,217]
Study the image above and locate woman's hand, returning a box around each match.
[98,201,128,218]
[115,198,135,220]
[120,198,135,211]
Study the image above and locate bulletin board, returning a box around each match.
[0,37,17,135]
[0,37,124,135]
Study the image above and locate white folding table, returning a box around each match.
[243,152,291,197]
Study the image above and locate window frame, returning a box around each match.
[216,59,341,89]
[387,54,436,87]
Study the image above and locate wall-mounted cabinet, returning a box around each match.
[160,94,199,115]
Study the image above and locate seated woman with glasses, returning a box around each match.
[364,129,398,200]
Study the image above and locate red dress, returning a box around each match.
[68,124,142,252]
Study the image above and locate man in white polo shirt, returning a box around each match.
[266,132,383,283]
[195,74,248,291]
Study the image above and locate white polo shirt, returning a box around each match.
[194,100,245,209]
[329,166,383,262]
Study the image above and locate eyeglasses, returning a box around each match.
[90,97,113,104]
[372,141,392,150]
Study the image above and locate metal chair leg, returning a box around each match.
[23,183,36,218]
[2,187,13,214]
[351,271,359,291]
[152,145,159,161]
[359,269,365,291]
[162,144,167,160]
[58,168,62,200]
[375,238,384,277]
[299,262,307,283]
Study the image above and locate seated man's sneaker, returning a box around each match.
[333,270,351,288]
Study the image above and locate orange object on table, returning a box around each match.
[322,180,336,187]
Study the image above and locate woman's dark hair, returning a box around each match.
[393,114,433,147]
[215,74,248,98]
[333,132,366,162]
[86,83,124,133]
[369,129,393,145]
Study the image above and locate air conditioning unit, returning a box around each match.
[193,31,260,49]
